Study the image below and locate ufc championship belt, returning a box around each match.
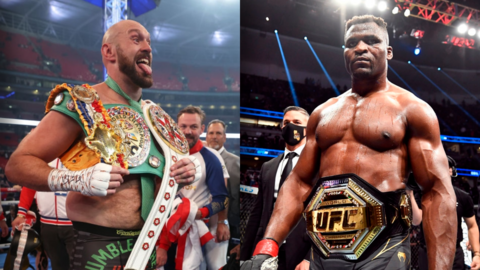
[303,174,412,260]
[125,100,189,270]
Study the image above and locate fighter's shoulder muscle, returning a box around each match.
[391,84,439,139]
[307,96,341,129]
[17,110,83,162]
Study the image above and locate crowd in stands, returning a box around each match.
[0,29,239,93]
[240,73,480,194]
[241,73,480,137]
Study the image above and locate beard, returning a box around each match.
[185,134,199,149]
[116,46,153,88]
[209,141,221,150]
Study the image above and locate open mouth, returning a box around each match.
[136,57,152,75]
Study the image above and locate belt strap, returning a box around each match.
[141,174,155,221]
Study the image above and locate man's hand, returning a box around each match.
[0,219,8,238]
[156,247,168,267]
[216,223,230,243]
[230,244,240,260]
[472,255,480,270]
[11,215,25,232]
[169,156,201,184]
[294,260,310,270]
[240,239,279,270]
[48,163,127,196]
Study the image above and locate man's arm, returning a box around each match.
[263,109,321,244]
[216,176,230,242]
[11,187,37,232]
[465,216,480,269]
[196,150,229,219]
[407,100,456,269]
[5,111,126,193]
[406,189,422,226]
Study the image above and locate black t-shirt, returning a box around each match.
[413,186,475,245]
[454,186,475,244]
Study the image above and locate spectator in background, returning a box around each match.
[206,119,241,258]
[241,106,311,270]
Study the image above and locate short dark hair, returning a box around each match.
[345,15,389,45]
[207,119,227,133]
[177,105,206,124]
[283,106,309,118]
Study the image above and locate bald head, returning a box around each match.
[101,20,153,88]
[102,20,148,46]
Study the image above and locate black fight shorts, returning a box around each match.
[310,233,410,270]
[70,221,156,270]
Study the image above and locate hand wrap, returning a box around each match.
[240,239,279,270]
[47,163,112,196]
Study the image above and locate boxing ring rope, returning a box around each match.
[0,188,21,253]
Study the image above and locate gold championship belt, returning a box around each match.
[303,174,412,260]
[107,106,151,167]
[125,100,189,270]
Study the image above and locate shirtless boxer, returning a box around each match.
[242,15,456,270]
[5,20,199,269]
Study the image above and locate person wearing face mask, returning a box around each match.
[240,106,311,270]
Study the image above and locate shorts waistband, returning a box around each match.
[72,221,141,238]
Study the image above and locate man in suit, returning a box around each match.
[206,119,241,251]
[240,106,311,270]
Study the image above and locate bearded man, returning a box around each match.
[6,20,200,269]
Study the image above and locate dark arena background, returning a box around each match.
[240,0,480,269]
[0,0,239,267]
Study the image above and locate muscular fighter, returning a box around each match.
[242,15,456,270]
[5,20,199,269]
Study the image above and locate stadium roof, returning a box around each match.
[241,0,480,70]
[0,0,240,66]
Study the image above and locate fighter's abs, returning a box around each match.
[66,177,144,229]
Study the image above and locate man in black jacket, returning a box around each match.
[240,106,311,270]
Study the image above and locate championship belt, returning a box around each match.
[303,174,412,260]
[125,100,189,270]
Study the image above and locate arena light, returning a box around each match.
[414,41,421,55]
[467,28,476,36]
[364,0,376,9]
[266,17,269,21]
[305,38,341,96]
[408,60,411,64]
[457,23,468,34]
[377,1,387,11]
[404,9,410,17]
[440,70,479,103]
[392,6,399,14]
[336,0,349,5]
[275,30,300,106]
[274,29,278,33]
[351,0,361,6]
[304,36,308,40]
[438,67,441,71]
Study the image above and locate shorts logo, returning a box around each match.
[398,251,406,263]
[116,230,140,237]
